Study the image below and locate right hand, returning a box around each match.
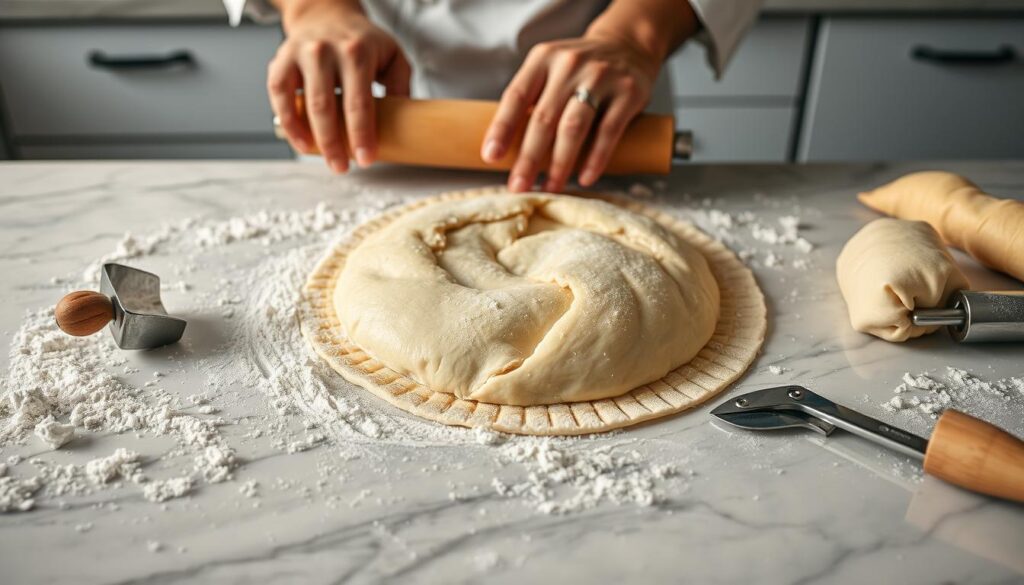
[268,0,411,173]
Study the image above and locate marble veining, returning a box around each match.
[0,161,1022,585]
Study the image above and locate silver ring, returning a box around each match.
[573,87,600,111]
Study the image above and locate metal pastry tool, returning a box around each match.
[711,385,1024,503]
[55,263,187,349]
[912,290,1024,342]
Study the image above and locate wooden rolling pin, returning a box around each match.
[274,96,686,175]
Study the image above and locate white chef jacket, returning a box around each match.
[225,0,761,110]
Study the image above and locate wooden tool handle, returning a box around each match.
[55,291,114,336]
[924,410,1024,502]
[291,96,675,175]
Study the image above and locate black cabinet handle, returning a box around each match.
[87,49,195,70]
[911,45,1016,65]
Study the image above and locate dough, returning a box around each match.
[836,218,969,342]
[859,171,1024,282]
[333,193,720,406]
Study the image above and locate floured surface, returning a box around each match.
[1,162,1024,585]
[301,188,766,434]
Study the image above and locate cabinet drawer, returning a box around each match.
[0,24,281,137]
[676,106,795,162]
[18,140,291,160]
[799,18,1024,161]
[667,17,810,100]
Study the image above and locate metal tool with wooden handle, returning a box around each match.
[711,385,1024,503]
[273,96,690,174]
[55,263,186,350]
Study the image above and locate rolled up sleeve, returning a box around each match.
[222,0,280,26]
[687,0,763,78]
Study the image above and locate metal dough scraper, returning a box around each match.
[711,385,1024,503]
[55,263,187,349]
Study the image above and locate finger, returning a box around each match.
[267,51,313,153]
[481,47,549,163]
[338,38,376,167]
[578,96,641,187]
[544,97,598,192]
[507,68,575,193]
[298,42,347,173]
[379,49,412,97]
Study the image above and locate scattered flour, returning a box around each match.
[492,439,676,515]
[684,196,817,273]
[142,477,193,503]
[33,416,76,449]
[239,480,259,498]
[195,203,341,247]
[767,365,787,376]
[85,448,142,485]
[1,190,786,522]
[881,368,1024,435]
[0,475,42,512]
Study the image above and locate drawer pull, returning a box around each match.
[911,45,1016,65]
[87,49,195,70]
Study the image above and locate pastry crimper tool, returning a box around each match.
[711,385,1024,502]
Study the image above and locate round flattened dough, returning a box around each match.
[836,218,969,342]
[334,193,720,406]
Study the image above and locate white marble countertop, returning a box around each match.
[1,0,1023,20]
[1,160,1023,584]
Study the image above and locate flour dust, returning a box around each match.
[1,185,686,518]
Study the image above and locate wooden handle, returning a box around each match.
[924,410,1024,502]
[292,96,675,176]
[55,291,114,337]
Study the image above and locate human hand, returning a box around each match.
[481,34,660,193]
[268,0,411,173]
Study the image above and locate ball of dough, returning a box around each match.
[334,193,720,406]
[836,218,969,342]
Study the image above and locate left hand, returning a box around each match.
[481,34,660,193]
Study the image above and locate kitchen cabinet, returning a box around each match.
[0,23,290,159]
[1,13,1022,163]
[799,18,1024,161]
[666,17,811,162]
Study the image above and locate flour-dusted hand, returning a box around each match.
[267,0,411,173]
[481,0,699,193]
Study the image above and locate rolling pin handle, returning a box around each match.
[924,410,1024,503]
[55,291,114,337]
[673,130,694,161]
[911,307,965,327]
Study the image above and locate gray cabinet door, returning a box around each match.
[676,106,796,162]
[19,140,290,160]
[0,23,281,138]
[668,17,811,100]
[667,17,809,162]
[799,18,1024,161]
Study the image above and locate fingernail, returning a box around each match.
[579,169,596,186]
[355,148,372,168]
[482,139,502,162]
[509,176,530,193]
[329,159,348,174]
